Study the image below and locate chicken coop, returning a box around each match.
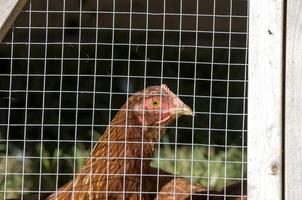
[0,0,300,199]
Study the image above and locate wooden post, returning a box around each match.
[285,0,302,199]
[248,0,284,199]
[0,0,27,41]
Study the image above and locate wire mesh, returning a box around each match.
[0,0,248,199]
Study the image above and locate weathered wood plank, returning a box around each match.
[248,0,284,199]
[0,0,27,41]
[285,0,302,199]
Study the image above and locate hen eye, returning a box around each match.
[150,99,160,108]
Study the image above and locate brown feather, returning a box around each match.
[185,180,247,200]
[155,178,206,200]
[44,85,192,200]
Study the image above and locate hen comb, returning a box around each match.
[161,84,174,96]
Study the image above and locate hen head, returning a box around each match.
[126,84,193,126]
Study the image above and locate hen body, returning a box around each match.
[44,84,193,200]
[185,180,247,200]
[154,179,246,200]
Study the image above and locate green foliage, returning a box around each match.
[0,142,91,199]
[0,155,25,199]
[0,139,246,198]
[151,143,247,189]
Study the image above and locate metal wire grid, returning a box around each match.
[0,0,248,199]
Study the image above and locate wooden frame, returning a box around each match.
[285,0,302,199]
[0,0,27,41]
[248,0,284,199]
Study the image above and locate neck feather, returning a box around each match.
[48,111,165,200]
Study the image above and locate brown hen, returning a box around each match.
[43,84,193,200]
[185,180,247,200]
[154,177,246,200]
[142,167,206,200]
[155,177,206,200]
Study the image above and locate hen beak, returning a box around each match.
[170,103,193,116]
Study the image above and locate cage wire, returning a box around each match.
[0,0,248,199]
